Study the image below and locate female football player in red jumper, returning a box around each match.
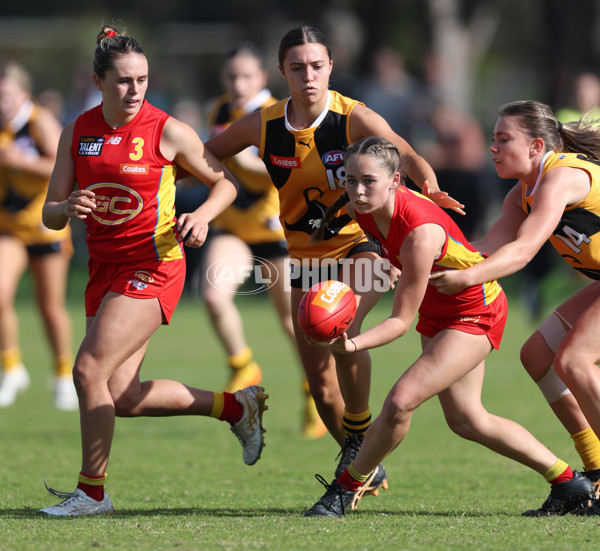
[37,24,268,517]
[305,136,593,517]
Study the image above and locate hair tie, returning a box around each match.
[105,30,117,38]
[557,121,563,133]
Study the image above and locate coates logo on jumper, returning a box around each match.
[86,183,143,225]
[206,255,279,295]
[270,154,301,169]
[120,163,149,175]
[321,150,345,166]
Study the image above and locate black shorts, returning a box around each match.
[26,241,64,257]
[248,240,288,260]
[209,229,288,260]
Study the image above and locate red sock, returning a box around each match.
[550,465,573,485]
[219,392,243,424]
[77,473,105,501]
[337,468,364,492]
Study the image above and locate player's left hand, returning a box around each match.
[428,269,469,295]
[423,180,466,215]
[305,332,354,354]
[388,264,401,290]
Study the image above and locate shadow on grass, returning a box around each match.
[1,506,514,519]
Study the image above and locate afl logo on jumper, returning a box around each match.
[87,183,143,225]
[321,150,345,166]
[78,137,105,156]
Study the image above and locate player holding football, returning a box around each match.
[37,24,267,517]
[305,136,594,517]
[204,26,462,499]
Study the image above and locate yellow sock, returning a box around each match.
[55,353,74,378]
[1,348,22,372]
[210,392,225,419]
[228,347,253,371]
[78,472,107,486]
[348,461,369,482]
[571,427,600,471]
[343,407,371,436]
[544,459,570,482]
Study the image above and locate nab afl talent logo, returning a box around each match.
[87,183,143,225]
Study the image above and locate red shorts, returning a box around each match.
[416,291,508,350]
[85,257,186,324]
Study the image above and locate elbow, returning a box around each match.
[513,249,536,271]
[388,316,410,340]
[43,219,67,231]
[42,209,67,231]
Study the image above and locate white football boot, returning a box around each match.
[230,385,268,465]
[53,376,79,411]
[0,365,30,407]
[38,487,115,517]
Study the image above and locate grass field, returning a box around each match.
[1,269,599,550]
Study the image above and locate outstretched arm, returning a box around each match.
[349,105,465,214]
[429,167,583,294]
[314,223,444,354]
[204,111,262,161]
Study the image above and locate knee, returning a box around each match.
[379,392,417,427]
[0,287,13,311]
[202,286,228,316]
[520,337,538,375]
[72,355,107,397]
[520,334,554,380]
[307,380,337,407]
[554,348,589,386]
[112,392,137,417]
[72,362,94,396]
[444,411,480,441]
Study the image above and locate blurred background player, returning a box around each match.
[201,42,326,438]
[0,61,77,410]
[556,71,600,124]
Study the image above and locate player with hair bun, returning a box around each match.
[305,136,594,517]
[37,24,267,517]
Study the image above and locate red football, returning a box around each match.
[297,280,357,341]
